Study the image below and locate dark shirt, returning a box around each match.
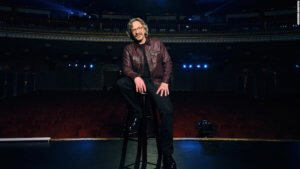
[139,44,151,81]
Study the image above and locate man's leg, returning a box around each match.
[144,81,174,156]
[116,76,143,119]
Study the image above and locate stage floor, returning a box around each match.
[0,139,299,169]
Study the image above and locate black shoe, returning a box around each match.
[163,155,177,169]
[127,116,141,134]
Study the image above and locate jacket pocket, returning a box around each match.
[149,51,161,64]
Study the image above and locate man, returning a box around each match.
[116,17,176,169]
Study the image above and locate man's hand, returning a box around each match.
[134,77,146,94]
[156,82,169,96]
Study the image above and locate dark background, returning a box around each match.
[0,0,299,139]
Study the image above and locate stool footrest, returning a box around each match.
[127,137,139,142]
[123,161,161,169]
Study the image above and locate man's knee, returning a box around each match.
[164,106,173,116]
[116,78,124,88]
[160,102,173,116]
[116,77,132,89]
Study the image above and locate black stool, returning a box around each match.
[119,93,162,169]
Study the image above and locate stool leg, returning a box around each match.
[141,117,148,169]
[119,131,129,169]
[152,102,162,169]
[134,126,143,169]
[142,95,148,169]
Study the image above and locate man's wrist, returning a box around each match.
[134,76,141,80]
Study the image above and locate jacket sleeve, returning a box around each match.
[160,41,172,84]
[122,46,141,80]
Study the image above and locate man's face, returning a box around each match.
[131,21,146,42]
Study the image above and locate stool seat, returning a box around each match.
[119,93,162,169]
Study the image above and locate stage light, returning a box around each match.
[186,25,189,28]
[183,64,187,69]
[83,65,87,68]
[75,64,78,67]
[68,64,71,67]
[296,64,299,69]
[188,18,192,21]
[89,64,94,69]
[203,64,208,69]
[189,64,193,69]
[196,64,201,68]
[178,141,201,151]
[83,12,87,16]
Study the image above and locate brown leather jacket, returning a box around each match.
[122,37,172,86]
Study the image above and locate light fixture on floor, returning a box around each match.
[197,120,217,137]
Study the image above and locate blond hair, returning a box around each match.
[126,17,149,40]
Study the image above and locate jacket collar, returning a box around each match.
[133,37,151,48]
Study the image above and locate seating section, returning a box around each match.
[0,8,297,33]
[0,90,299,139]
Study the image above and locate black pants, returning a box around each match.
[116,76,174,156]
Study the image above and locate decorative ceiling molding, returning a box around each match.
[1,27,300,43]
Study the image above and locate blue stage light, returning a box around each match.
[90,64,94,69]
[203,64,208,69]
[196,64,201,68]
[178,141,202,151]
[189,64,193,69]
[183,64,187,69]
